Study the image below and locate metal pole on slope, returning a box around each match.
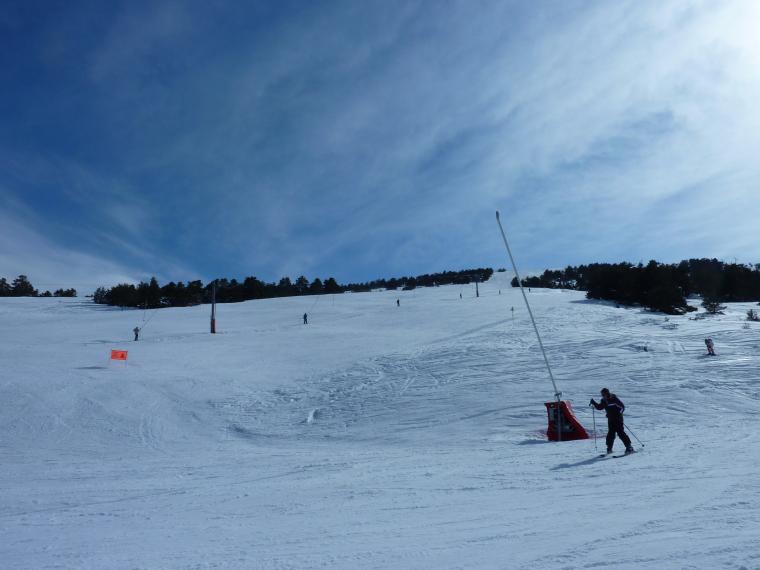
[496,210,563,441]
[138,305,160,333]
[210,280,217,334]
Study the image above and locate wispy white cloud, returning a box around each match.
[0,159,196,290]
[0,205,137,294]
[3,0,760,285]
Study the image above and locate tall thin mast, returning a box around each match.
[210,280,217,334]
[495,211,561,398]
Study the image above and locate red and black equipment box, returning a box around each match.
[545,400,589,441]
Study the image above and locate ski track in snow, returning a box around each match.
[2,276,760,569]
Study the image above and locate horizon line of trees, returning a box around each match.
[512,258,760,315]
[93,268,495,309]
[0,275,77,298]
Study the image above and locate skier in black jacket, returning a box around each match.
[590,388,634,455]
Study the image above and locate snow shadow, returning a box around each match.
[550,456,606,470]
[569,298,619,308]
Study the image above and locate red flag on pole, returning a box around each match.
[110,349,128,361]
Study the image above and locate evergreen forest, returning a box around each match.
[512,259,760,314]
[0,275,76,298]
[92,268,495,309]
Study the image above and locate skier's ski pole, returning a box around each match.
[590,405,597,451]
[623,420,646,448]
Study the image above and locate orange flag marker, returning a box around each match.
[110,349,128,361]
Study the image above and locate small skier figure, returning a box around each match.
[705,338,715,356]
[459,293,462,299]
[590,388,633,455]
[303,313,308,325]
[133,326,140,341]
[396,299,400,307]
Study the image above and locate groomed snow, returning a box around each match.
[2,273,759,569]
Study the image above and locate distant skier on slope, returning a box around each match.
[133,326,140,341]
[590,388,634,455]
[396,299,400,307]
[303,313,308,325]
[705,338,715,356]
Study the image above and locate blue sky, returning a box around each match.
[2,0,759,292]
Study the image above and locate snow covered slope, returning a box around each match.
[2,274,759,569]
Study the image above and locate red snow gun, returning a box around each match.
[545,400,589,441]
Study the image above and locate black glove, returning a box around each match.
[589,398,596,407]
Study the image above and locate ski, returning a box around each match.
[596,450,636,459]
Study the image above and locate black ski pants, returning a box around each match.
[606,416,631,450]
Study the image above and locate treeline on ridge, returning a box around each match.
[512,259,760,314]
[0,275,76,298]
[93,268,494,309]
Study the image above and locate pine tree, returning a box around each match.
[294,276,309,294]
[309,278,324,294]
[702,297,726,315]
[11,275,37,297]
[93,287,109,304]
[324,277,341,294]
